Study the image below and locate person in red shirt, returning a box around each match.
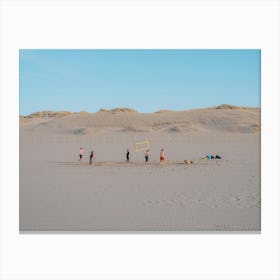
[160,149,165,163]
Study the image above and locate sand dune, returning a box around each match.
[19,105,260,231]
[20,105,260,135]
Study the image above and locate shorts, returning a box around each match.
[160,156,165,161]
[79,154,83,159]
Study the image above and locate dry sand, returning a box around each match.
[19,106,260,231]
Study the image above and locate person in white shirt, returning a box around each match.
[79,147,84,160]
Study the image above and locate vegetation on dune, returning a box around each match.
[98,108,138,113]
[155,109,174,113]
[122,126,149,133]
[23,111,72,118]
[215,104,258,110]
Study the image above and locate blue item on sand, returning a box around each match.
[207,155,212,160]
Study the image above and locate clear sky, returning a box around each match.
[19,49,260,115]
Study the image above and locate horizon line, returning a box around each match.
[19,104,261,117]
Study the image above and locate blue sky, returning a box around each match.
[19,49,260,115]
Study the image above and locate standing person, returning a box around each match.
[79,147,84,161]
[145,149,150,163]
[160,148,165,163]
[126,149,130,163]
[89,151,94,165]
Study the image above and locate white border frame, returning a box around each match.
[1,0,279,279]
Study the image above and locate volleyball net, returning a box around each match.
[134,140,150,152]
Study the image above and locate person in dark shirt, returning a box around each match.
[126,149,130,163]
[89,151,94,165]
[201,155,222,160]
[145,149,150,163]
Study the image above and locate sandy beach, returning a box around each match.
[19,105,260,231]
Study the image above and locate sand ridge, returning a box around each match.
[20,105,260,135]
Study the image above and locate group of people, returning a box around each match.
[79,147,221,165]
[201,154,222,160]
[79,147,95,165]
[79,147,166,165]
[126,148,165,163]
